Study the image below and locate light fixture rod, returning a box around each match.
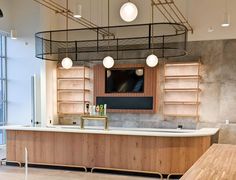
[49,0,68,11]
[151,3,154,53]
[108,0,110,49]
[164,0,183,23]
[33,0,114,37]
[151,0,180,32]
[42,0,66,13]
[151,0,193,33]
[66,0,69,57]
[225,0,228,13]
[156,0,178,24]
[171,1,193,32]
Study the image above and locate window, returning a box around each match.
[0,34,7,145]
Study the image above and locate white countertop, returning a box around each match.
[0,125,219,137]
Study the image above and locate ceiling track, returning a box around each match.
[151,0,193,33]
[32,0,114,37]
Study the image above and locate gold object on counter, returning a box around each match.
[80,115,109,130]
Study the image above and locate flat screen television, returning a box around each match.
[105,68,144,93]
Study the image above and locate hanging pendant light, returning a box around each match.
[62,57,73,69]
[103,56,114,69]
[0,9,3,18]
[146,3,158,68]
[103,0,114,69]
[120,1,138,22]
[221,0,230,27]
[73,3,82,19]
[146,54,158,67]
[62,0,73,69]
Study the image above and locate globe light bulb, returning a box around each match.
[146,54,158,67]
[103,56,114,69]
[120,2,138,22]
[61,57,73,69]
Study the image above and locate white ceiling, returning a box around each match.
[0,0,235,41]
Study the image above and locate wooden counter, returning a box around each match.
[5,127,219,175]
[181,144,236,180]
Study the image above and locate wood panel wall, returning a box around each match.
[93,64,159,113]
[7,130,212,174]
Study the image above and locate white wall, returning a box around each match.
[4,0,59,125]
[6,0,42,125]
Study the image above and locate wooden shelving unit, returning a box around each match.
[57,66,91,115]
[163,61,201,121]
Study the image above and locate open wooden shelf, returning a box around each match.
[165,75,201,80]
[58,66,90,70]
[164,114,199,117]
[57,101,89,104]
[57,66,91,115]
[165,63,200,67]
[57,89,90,92]
[57,77,90,80]
[164,101,200,105]
[163,61,201,121]
[58,113,85,115]
[164,88,201,92]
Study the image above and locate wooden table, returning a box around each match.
[80,115,108,130]
[180,144,236,180]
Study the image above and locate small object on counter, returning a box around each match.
[99,105,104,116]
[104,104,107,115]
[86,103,90,114]
[96,105,100,115]
[92,105,96,115]
[89,105,92,115]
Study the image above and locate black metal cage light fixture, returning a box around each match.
[35,22,188,65]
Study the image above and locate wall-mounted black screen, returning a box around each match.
[96,97,153,110]
[105,68,144,93]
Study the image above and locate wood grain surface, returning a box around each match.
[7,130,212,174]
[93,64,158,113]
[181,144,236,180]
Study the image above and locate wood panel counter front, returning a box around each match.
[5,127,219,175]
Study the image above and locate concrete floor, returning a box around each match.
[0,166,162,180]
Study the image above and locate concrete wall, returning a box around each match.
[109,39,236,144]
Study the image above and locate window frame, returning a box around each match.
[0,34,7,145]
